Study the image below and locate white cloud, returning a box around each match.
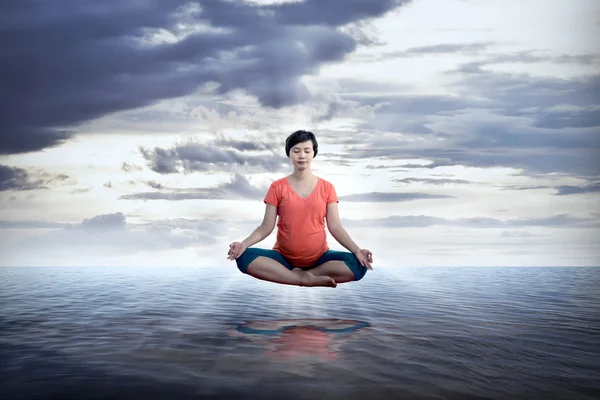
[1,0,598,267]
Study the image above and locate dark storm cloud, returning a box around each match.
[0,0,411,154]
[342,56,600,176]
[532,109,600,130]
[338,192,453,202]
[331,43,600,177]
[555,182,600,195]
[139,141,289,174]
[0,165,46,191]
[0,165,69,191]
[345,142,599,177]
[120,173,268,201]
[451,58,600,133]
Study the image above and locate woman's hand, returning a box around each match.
[227,241,247,260]
[354,249,373,270]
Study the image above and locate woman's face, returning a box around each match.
[289,140,314,169]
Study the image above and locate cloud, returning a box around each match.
[120,173,268,201]
[0,165,70,191]
[5,213,225,256]
[342,214,599,228]
[145,181,165,190]
[121,162,142,173]
[0,220,67,229]
[353,43,598,66]
[359,42,494,62]
[533,108,600,130]
[139,140,289,174]
[501,230,533,238]
[482,51,598,66]
[3,212,594,236]
[0,165,45,191]
[318,42,599,178]
[0,0,411,155]
[71,187,92,195]
[338,191,453,202]
[76,212,127,231]
[399,42,493,56]
[393,177,472,185]
[451,57,600,128]
[502,182,600,196]
[555,182,600,195]
[214,138,276,152]
[341,68,600,176]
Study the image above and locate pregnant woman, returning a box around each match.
[227,130,373,288]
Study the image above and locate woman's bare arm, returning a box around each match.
[241,203,278,247]
[325,202,361,254]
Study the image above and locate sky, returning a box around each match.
[0,0,599,268]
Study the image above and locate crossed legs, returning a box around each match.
[303,261,355,283]
[247,256,339,287]
[238,248,363,287]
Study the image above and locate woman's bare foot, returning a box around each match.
[308,274,337,288]
[292,268,336,288]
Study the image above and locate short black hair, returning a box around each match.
[285,130,318,157]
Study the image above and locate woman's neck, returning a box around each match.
[290,169,315,182]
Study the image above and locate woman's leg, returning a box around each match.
[309,250,368,283]
[309,261,355,283]
[248,257,336,287]
[236,248,336,287]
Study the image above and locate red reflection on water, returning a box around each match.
[229,319,371,363]
[266,326,338,362]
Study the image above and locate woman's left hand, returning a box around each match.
[354,249,373,270]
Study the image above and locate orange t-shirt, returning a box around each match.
[264,177,339,267]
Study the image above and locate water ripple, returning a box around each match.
[0,266,599,400]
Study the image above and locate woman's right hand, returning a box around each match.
[227,241,247,260]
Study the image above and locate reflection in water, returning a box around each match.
[229,319,371,375]
[3,267,599,399]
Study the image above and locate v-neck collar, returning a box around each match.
[285,176,320,201]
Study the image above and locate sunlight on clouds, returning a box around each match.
[374,0,599,54]
[483,62,600,80]
[1,0,597,267]
[346,225,599,267]
[133,4,233,47]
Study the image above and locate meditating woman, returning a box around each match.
[227,130,373,288]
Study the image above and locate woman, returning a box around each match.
[227,130,373,288]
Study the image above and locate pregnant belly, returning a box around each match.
[280,230,326,257]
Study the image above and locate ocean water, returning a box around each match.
[0,265,599,400]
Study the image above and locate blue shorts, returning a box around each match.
[235,248,368,281]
